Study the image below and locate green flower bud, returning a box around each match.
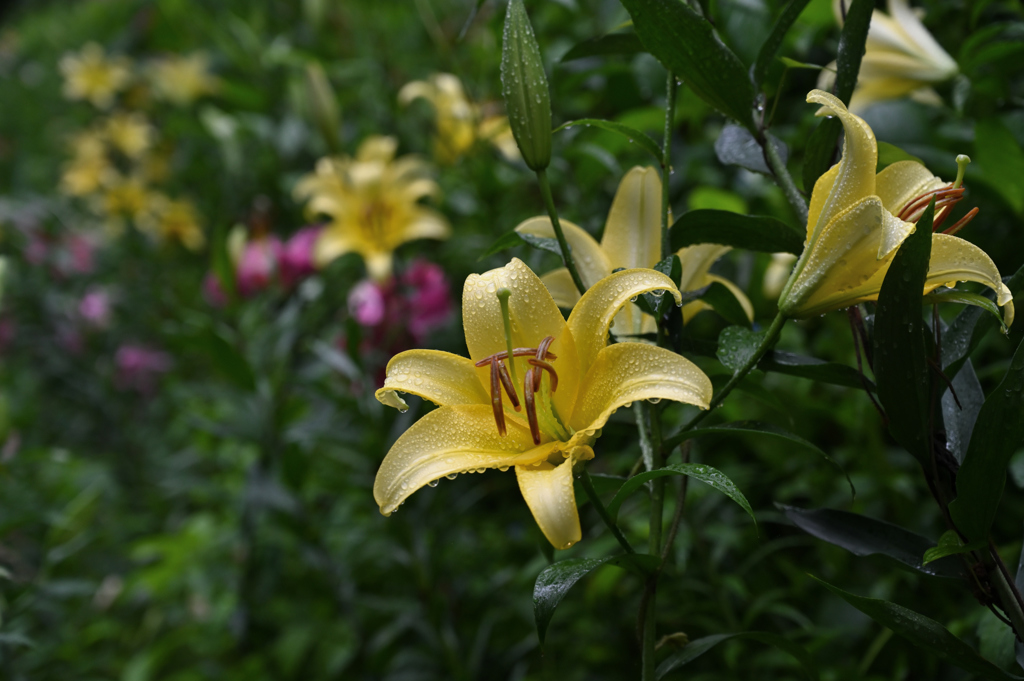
[500,0,551,171]
[304,61,342,154]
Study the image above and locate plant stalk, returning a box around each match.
[578,468,635,555]
[990,543,1024,643]
[536,169,587,295]
[763,137,808,225]
[661,71,678,261]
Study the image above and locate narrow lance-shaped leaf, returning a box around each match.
[554,119,661,161]
[670,209,804,255]
[657,631,818,680]
[751,0,813,91]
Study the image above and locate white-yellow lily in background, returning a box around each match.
[148,52,219,106]
[778,90,1013,326]
[818,0,958,113]
[59,43,132,110]
[293,136,450,281]
[399,73,519,164]
[515,166,753,336]
[373,258,712,549]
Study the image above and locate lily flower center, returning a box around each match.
[474,336,559,445]
[896,154,978,236]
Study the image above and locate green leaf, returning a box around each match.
[554,118,661,161]
[717,325,766,374]
[561,32,644,62]
[922,530,985,565]
[702,282,752,328]
[194,328,256,391]
[942,264,1024,380]
[714,124,788,175]
[662,422,853,499]
[975,117,1024,214]
[606,463,755,530]
[925,290,1008,332]
[751,0,814,91]
[876,141,924,172]
[833,0,874,104]
[670,209,804,254]
[762,349,874,391]
[949,335,1024,543]
[802,117,842,194]
[657,631,818,680]
[638,255,682,316]
[872,200,935,464]
[533,554,659,645]
[478,231,565,260]
[813,576,1023,680]
[618,0,755,130]
[780,505,965,579]
[942,360,985,465]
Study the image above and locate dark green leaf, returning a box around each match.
[872,200,934,464]
[670,209,804,255]
[779,505,965,579]
[762,349,874,391]
[193,328,256,391]
[751,0,813,91]
[922,530,984,565]
[457,0,488,41]
[479,231,565,260]
[702,282,752,328]
[657,631,818,680]
[802,117,841,194]
[942,264,1024,380]
[975,118,1024,214]
[717,325,766,374]
[561,32,644,62]
[662,422,853,498]
[554,118,661,160]
[877,140,924,172]
[949,336,1024,542]
[714,124,788,175]
[534,554,659,645]
[813,577,1022,680]
[618,0,755,130]
[942,360,985,465]
[926,290,1007,331]
[607,463,755,529]
[640,255,682,316]
[833,0,874,104]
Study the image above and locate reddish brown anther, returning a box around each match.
[942,207,980,236]
[528,358,558,393]
[523,367,541,445]
[478,335,558,444]
[497,360,521,411]
[490,360,506,436]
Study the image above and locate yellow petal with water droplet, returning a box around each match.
[375,350,490,410]
[515,217,611,290]
[568,343,711,436]
[516,446,593,549]
[374,404,557,516]
[677,244,732,292]
[806,90,878,242]
[540,268,582,309]
[599,166,663,272]
[926,234,1014,328]
[462,258,580,422]
[567,268,682,378]
[875,160,942,215]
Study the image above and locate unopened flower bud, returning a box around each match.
[500,0,551,171]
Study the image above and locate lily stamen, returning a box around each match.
[523,366,541,445]
[490,360,506,436]
[942,207,980,236]
[897,185,962,222]
[478,335,558,440]
[496,360,521,411]
[528,358,558,392]
[473,347,557,366]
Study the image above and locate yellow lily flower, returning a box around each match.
[293,136,450,281]
[778,90,1013,326]
[398,73,520,164]
[59,43,132,110]
[373,258,712,549]
[515,166,753,335]
[145,197,205,251]
[60,130,114,197]
[818,0,958,113]
[147,53,219,106]
[104,111,154,159]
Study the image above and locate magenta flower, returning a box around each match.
[279,225,322,288]
[236,236,283,297]
[401,260,452,343]
[202,272,228,307]
[348,279,389,327]
[78,288,112,328]
[115,344,172,394]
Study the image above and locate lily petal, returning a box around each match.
[885,0,957,77]
[875,160,943,214]
[599,166,663,271]
[357,136,398,163]
[568,343,712,435]
[699,274,754,324]
[540,268,582,308]
[374,404,557,515]
[516,446,594,549]
[401,208,452,242]
[677,244,732,292]
[376,350,490,411]
[514,216,612,289]
[314,229,355,267]
[806,90,878,240]
[926,234,1015,327]
[567,269,682,379]
[462,258,580,422]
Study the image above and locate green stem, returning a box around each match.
[639,401,666,680]
[990,543,1024,642]
[536,169,586,296]
[661,71,677,261]
[763,137,808,225]
[578,468,635,555]
[674,312,787,439]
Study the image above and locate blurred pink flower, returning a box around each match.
[78,288,112,328]
[236,236,283,297]
[203,272,228,307]
[348,279,388,327]
[279,225,322,288]
[115,344,172,394]
[402,260,451,343]
[64,234,96,274]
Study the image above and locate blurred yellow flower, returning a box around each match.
[148,53,219,106]
[818,0,958,113]
[293,136,450,281]
[515,166,753,335]
[95,175,156,233]
[763,253,798,300]
[778,90,1012,325]
[399,73,520,164]
[59,42,132,109]
[373,258,711,549]
[104,112,154,159]
[60,130,114,196]
[148,198,205,250]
